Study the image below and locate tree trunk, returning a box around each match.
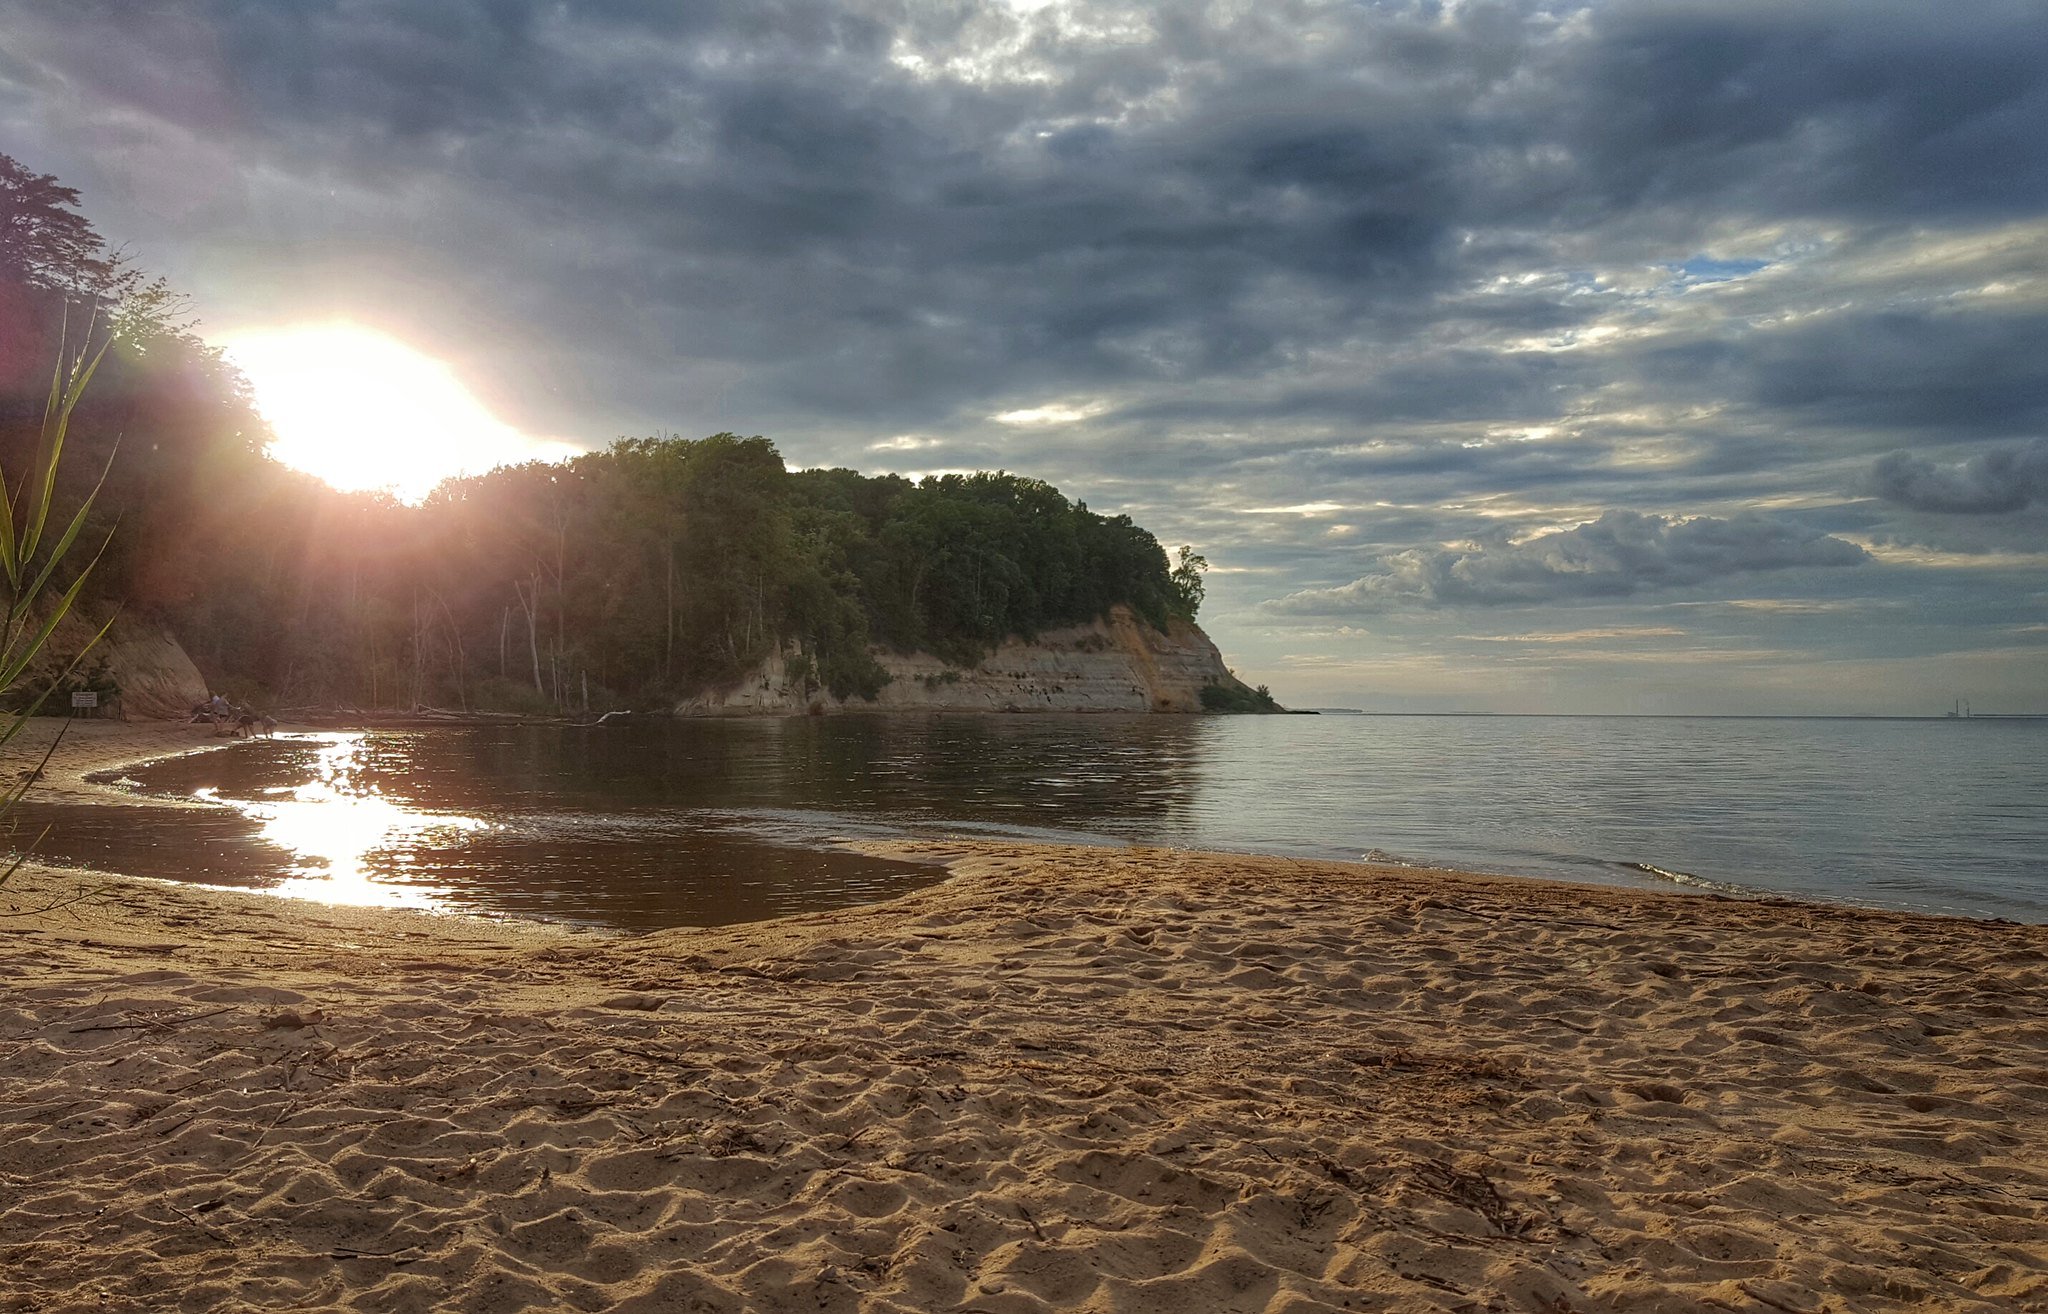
[515,577,544,697]
[411,590,426,710]
[432,590,468,711]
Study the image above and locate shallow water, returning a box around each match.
[21,713,2048,928]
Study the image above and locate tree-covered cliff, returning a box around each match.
[341,439,1205,710]
[1,154,1207,713]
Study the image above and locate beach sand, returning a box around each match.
[2,722,2045,1312]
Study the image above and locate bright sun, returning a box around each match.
[220,323,577,502]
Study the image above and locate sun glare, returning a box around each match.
[199,734,480,913]
[221,323,578,501]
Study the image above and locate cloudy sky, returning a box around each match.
[4,0,2044,713]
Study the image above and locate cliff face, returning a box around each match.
[676,605,1251,716]
[15,609,210,720]
[97,620,212,719]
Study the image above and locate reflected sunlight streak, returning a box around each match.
[200,734,483,911]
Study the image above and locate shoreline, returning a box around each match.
[26,717,2036,931]
[2,721,2045,1310]
[12,717,253,808]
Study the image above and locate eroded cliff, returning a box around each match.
[14,609,210,721]
[676,605,1253,716]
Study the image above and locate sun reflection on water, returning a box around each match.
[198,734,483,911]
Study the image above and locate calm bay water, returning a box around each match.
[36,713,2048,928]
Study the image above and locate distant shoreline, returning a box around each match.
[1105,705,2046,720]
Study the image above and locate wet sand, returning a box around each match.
[2,721,2045,1312]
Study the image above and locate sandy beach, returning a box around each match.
[1,723,2044,1313]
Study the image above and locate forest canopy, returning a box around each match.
[0,154,1205,712]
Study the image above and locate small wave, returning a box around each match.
[448,807,926,855]
[1620,861,1763,899]
[1360,848,1434,869]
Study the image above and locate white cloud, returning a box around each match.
[990,401,1107,426]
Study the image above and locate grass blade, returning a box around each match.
[21,340,106,568]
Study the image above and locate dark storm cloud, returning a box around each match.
[1268,511,1870,613]
[1872,440,2048,514]
[1555,0,2048,222]
[10,0,2045,433]
[1727,311,2048,435]
[1114,348,1576,427]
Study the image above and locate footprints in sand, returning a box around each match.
[3,846,2047,1312]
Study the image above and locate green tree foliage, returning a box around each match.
[365,449,1189,709]
[1199,681,1282,713]
[1170,545,1207,620]
[0,154,1205,714]
[0,157,114,295]
[235,442,1192,710]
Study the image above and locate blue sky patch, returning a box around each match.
[1674,256,1771,284]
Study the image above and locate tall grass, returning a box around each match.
[0,329,116,886]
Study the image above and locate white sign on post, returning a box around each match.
[70,691,98,709]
